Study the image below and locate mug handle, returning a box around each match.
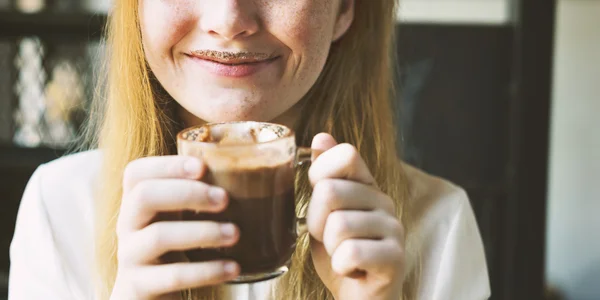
[294,147,323,236]
[294,147,368,278]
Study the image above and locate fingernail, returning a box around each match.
[184,158,201,176]
[220,224,236,239]
[209,188,226,206]
[224,262,238,275]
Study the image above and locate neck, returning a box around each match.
[177,99,306,130]
[178,106,205,128]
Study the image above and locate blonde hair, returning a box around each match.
[91,0,419,299]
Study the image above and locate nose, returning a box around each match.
[200,0,260,41]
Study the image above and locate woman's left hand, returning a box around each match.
[307,133,405,300]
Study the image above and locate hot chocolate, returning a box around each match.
[178,122,298,282]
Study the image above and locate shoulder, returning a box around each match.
[34,149,102,234]
[401,162,476,270]
[401,163,490,298]
[402,163,470,227]
[10,150,103,299]
[36,149,103,203]
[39,149,103,184]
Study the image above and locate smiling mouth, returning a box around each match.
[189,50,277,65]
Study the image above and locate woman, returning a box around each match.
[9,0,490,299]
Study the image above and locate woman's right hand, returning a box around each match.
[110,156,240,300]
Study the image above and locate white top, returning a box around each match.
[8,150,491,299]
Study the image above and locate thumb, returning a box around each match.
[311,133,338,161]
[311,133,338,152]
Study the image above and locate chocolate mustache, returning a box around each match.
[191,50,273,61]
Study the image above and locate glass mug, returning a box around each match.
[177,121,314,284]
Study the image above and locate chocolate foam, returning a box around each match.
[178,122,296,198]
[181,122,289,145]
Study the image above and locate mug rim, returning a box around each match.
[176,121,296,149]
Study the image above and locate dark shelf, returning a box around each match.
[0,145,65,171]
[0,11,106,40]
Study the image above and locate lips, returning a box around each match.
[190,51,273,64]
[187,50,278,77]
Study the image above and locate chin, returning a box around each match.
[190,106,274,123]
[183,93,286,123]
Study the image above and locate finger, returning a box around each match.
[118,179,228,234]
[123,156,205,193]
[311,133,338,155]
[308,143,376,186]
[307,179,395,241]
[322,210,403,255]
[132,261,240,298]
[331,239,404,278]
[119,221,239,265]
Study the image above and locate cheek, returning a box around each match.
[279,2,335,44]
[139,0,196,62]
[265,1,337,74]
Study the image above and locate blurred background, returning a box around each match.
[0,0,598,299]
